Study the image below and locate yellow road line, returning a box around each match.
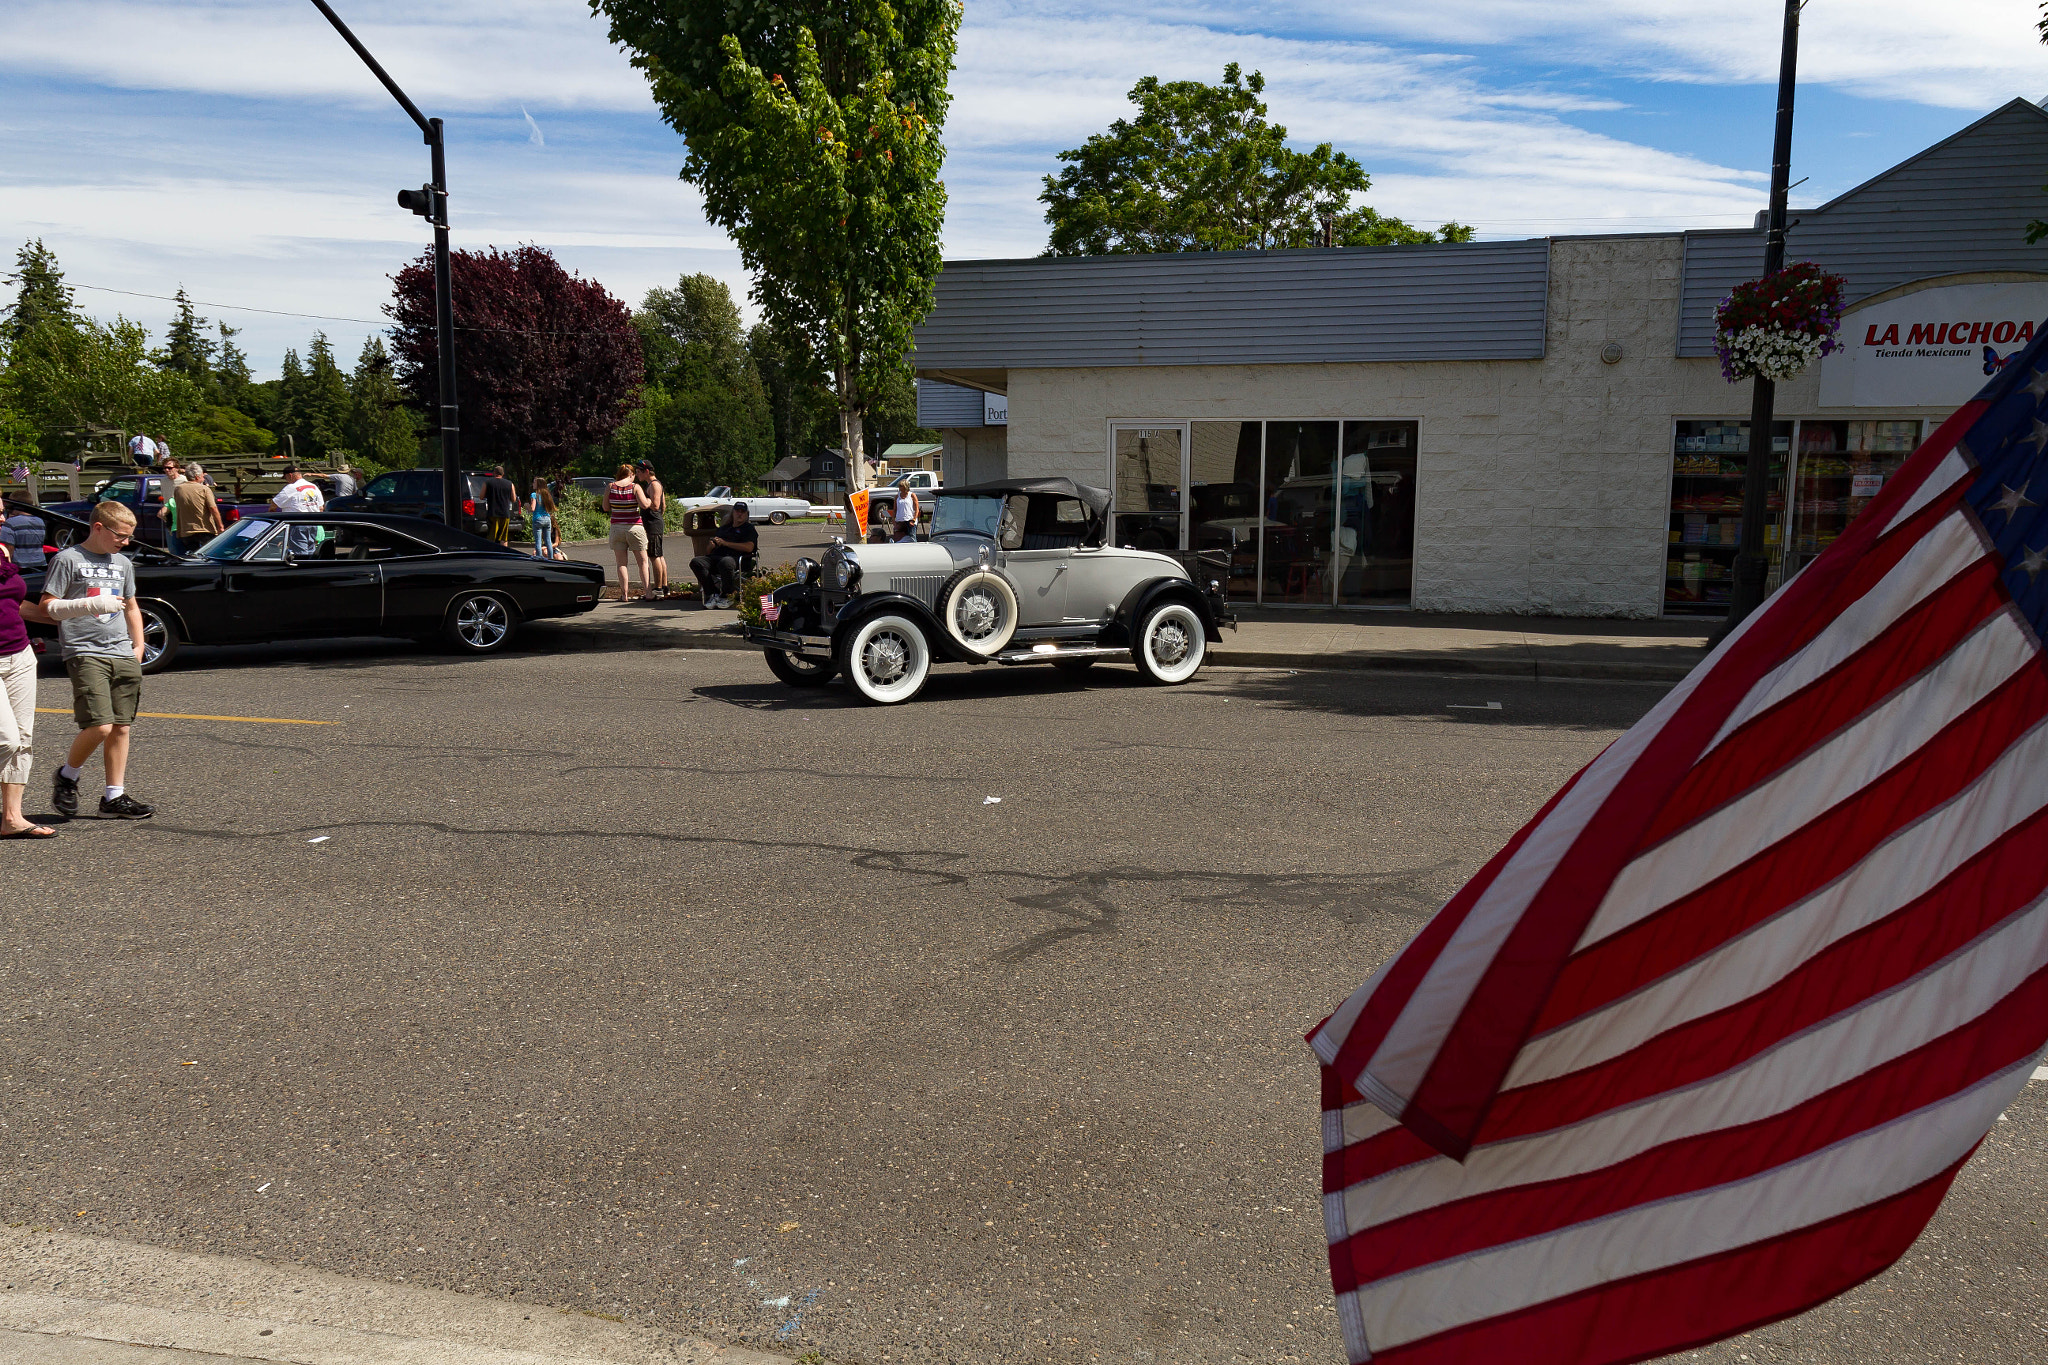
[36,709,337,726]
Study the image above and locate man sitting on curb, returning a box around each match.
[690,502,757,609]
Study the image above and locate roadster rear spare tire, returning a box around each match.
[1131,599,1205,684]
[935,566,1019,656]
[844,612,931,704]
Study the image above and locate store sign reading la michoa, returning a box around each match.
[1819,280,2048,408]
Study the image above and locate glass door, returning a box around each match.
[1110,425,1186,551]
[1188,421,1262,599]
[1261,422,1339,602]
[1335,422,1419,605]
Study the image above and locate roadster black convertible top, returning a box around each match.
[936,477,1113,519]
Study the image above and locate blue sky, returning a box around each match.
[3,0,2045,375]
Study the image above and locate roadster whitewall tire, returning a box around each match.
[845,613,931,704]
[1132,600,1205,684]
[936,567,1019,657]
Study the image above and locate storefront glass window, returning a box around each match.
[1337,422,1419,605]
[1666,419,1789,617]
[1188,422,1262,600]
[1112,427,1182,550]
[1787,420,1922,574]
[1262,421,1339,602]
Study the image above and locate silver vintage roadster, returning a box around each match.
[744,478,1235,704]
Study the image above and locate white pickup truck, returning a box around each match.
[674,486,813,525]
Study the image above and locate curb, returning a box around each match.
[528,622,1700,682]
[0,1229,795,1365]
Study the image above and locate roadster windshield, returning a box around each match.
[930,494,1007,538]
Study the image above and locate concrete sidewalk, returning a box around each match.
[531,597,1711,683]
[0,1228,794,1365]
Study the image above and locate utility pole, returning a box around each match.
[1722,0,1802,633]
[307,1,461,529]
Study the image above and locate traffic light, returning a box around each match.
[396,184,441,222]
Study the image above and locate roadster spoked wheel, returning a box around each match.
[1132,600,1206,684]
[444,592,517,654]
[845,613,931,704]
[138,603,180,674]
[765,648,837,687]
[936,567,1019,656]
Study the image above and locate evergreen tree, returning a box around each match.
[1,239,78,344]
[213,322,252,408]
[344,336,421,472]
[159,288,215,383]
[275,348,305,460]
[300,332,353,456]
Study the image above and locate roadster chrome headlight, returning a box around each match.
[793,556,820,586]
[832,552,859,590]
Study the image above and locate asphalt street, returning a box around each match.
[3,639,2043,1364]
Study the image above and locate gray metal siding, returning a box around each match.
[916,380,985,427]
[1678,100,2048,355]
[913,239,1550,368]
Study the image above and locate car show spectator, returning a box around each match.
[0,536,56,838]
[529,477,558,560]
[4,500,46,569]
[171,463,224,554]
[332,463,358,499]
[127,432,158,468]
[481,466,518,546]
[635,461,669,597]
[270,465,326,556]
[691,501,756,609]
[605,463,651,602]
[187,462,216,490]
[41,501,153,822]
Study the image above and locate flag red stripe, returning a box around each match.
[1641,561,2009,847]
[1365,1151,1971,1365]
[1535,665,2048,1033]
[1392,445,1987,1154]
[1317,766,1591,1085]
[1325,1115,1442,1193]
[1486,811,2048,1141]
[1331,959,2047,1292]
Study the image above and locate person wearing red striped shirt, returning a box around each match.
[605,463,651,603]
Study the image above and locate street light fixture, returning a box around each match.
[306,0,462,530]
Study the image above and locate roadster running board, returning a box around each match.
[992,645,1128,666]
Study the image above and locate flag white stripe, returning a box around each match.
[1706,513,1989,752]
[1351,1058,2029,1352]
[1511,717,2048,1088]
[1327,1100,1404,1153]
[1340,887,2048,1233]
[1585,610,2035,948]
[1883,448,1972,534]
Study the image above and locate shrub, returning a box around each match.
[552,485,609,542]
[734,560,800,628]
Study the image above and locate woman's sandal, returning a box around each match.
[0,824,58,839]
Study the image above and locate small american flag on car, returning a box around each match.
[1308,318,2048,1363]
[760,594,779,622]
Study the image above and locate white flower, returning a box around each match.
[1724,324,1823,382]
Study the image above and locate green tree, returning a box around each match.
[2,239,79,345]
[300,333,353,457]
[625,273,774,492]
[344,336,421,473]
[178,404,275,460]
[213,322,252,409]
[593,0,958,479]
[158,288,215,384]
[1041,64,1471,255]
[3,316,199,453]
[747,322,834,465]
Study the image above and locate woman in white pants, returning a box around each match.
[0,539,57,838]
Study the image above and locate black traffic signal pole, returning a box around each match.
[307,0,461,529]
[1721,0,1803,636]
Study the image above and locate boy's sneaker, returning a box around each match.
[52,769,78,819]
[99,793,155,820]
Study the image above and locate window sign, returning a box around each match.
[1819,281,2048,408]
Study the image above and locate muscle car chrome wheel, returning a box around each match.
[936,567,1018,657]
[1133,600,1205,684]
[137,604,180,674]
[446,592,517,653]
[846,613,930,704]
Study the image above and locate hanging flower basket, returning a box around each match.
[1713,261,1847,383]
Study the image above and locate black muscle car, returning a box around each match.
[9,503,604,672]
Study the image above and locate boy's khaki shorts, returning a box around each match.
[66,655,143,728]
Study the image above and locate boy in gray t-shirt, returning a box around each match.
[39,502,154,820]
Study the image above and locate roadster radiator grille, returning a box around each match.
[883,573,947,609]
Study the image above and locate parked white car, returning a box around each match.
[744,478,1235,704]
[675,486,813,525]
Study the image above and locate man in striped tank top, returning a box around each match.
[605,463,651,602]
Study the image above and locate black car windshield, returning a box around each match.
[930,494,1005,538]
[196,518,274,560]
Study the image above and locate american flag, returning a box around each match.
[1308,329,2048,1365]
